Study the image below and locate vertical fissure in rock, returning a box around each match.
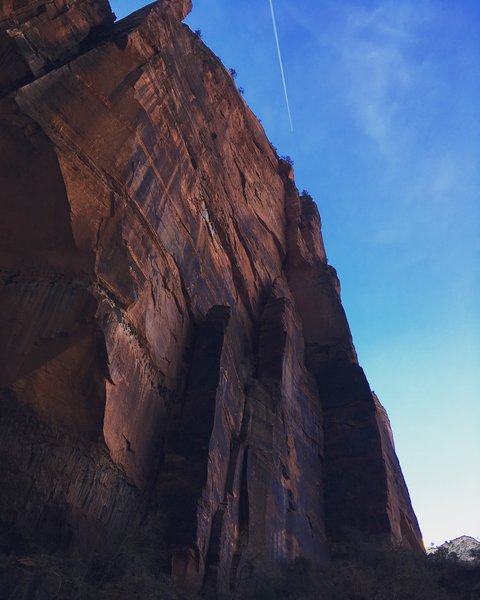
[160,305,231,589]
[228,446,250,592]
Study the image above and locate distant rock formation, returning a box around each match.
[428,536,480,563]
[0,0,423,597]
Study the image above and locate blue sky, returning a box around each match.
[112,0,480,546]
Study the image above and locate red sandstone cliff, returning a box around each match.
[0,0,423,597]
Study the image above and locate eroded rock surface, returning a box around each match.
[0,0,422,597]
[0,0,114,93]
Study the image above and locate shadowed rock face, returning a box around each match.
[0,0,423,597]
[0,0,114,93]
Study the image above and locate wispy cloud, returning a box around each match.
[327,3,479,250]
[336,3,423,159]
[282,1,427,157]
[275,1,478,255]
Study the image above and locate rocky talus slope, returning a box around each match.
[0,0,422,597]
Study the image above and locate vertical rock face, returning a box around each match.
[0,0,423,596]
[0,0,114,93]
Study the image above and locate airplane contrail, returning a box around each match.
[268,0,293,132]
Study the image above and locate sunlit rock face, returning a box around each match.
[0,0,423,596]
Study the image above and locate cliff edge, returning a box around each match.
[0,0,422,597]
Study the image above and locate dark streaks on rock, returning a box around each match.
[0,1,422,597]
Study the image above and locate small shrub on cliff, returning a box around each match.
[193,29,202,39]
[470,546,480,562]
[300,189,314,203]
[280,155,294,166]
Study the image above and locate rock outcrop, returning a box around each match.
[0,0,423,597]
[428,537,480,563]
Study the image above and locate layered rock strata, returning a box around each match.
[0,0,423,597]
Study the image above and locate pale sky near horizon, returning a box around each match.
[111,0,480,547]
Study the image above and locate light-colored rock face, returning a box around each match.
[0,0,423,596]
[428,536,480,563]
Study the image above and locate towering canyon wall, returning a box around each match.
[0,0,422,597]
